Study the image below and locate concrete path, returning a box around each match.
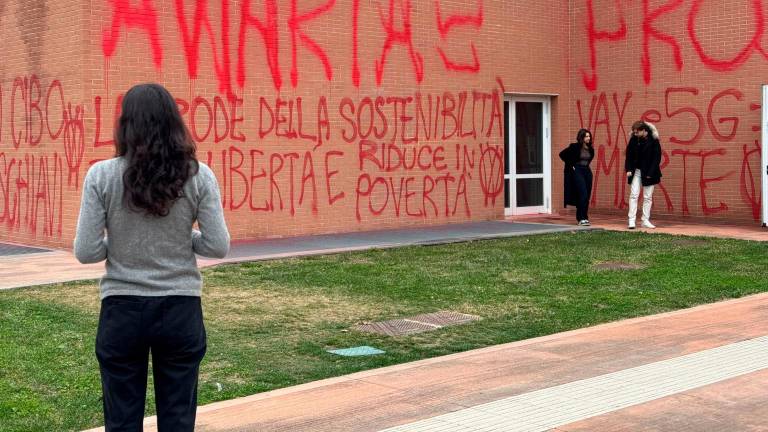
[0,250,106,290]
[195,221,588,266]
[514,212,768,242]
[2,216,764,291]
[1,221,584,290]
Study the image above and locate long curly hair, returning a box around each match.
[116,83,199,217]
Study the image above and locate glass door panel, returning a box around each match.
[515,102,543,175]
[504,96,551,215]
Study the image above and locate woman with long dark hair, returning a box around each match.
[74,83,230,431]
[559,128,595,225]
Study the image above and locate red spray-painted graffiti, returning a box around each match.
[62,103,86,187]
[185,89,505,219]
[580,0,768,90]
[289,0,335,87]
[435,0,483,73]
[576,86,762,220]
[6,76,86,186]
[478,143,503,206]
[204,146,327,216]
[237,0,281,90]
[341,89,503,220]
[0,76,84,237]
[173,0,234,97]
[0,152,65,237]
[740,141,762,220]
[580,0,626,92]
[0,76,505,240]
[102,0,163,68]
[101,0,484,96]
[574,0,765,220]
[374,0,423,85]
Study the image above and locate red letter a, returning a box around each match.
[102,0,163,68]
[375,0,424,86]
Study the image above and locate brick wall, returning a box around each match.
[568,0,765,224]
[6,0,762,250]
[1,0,570,249]
[0,0,84,249]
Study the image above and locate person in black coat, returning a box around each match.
[559,128,595,226]
[624,121,662,229]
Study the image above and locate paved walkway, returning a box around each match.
[2,216,765,291]
[511,212,768,242]
[1,221,583,291]
[88,292,768,432]
[1,216,766,431]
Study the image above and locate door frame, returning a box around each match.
[762,85,768,227]
[504,95,552,216]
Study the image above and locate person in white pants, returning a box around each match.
[624,121,662,229]
[628,168,654,228]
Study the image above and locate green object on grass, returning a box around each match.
[327,346,386,356]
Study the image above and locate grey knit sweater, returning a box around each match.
[74,157,230,299]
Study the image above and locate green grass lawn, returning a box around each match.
[1,230,766,431]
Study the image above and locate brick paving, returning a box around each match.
[82,293,768,432]
[511,211,767,242]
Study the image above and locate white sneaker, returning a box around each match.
[628,221,636,229]
[641,220,656,229]
[578,220,591,226]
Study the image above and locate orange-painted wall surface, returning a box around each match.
[1,0,763,250]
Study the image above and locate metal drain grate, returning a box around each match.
[354,311,481,336]
[409,311,480,327]
[0,242,51,257]
[355,319,437,336]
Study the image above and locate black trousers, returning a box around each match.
[95,295,207,432]
[573,165,593,221]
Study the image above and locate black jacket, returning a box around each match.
[624,124,662,186]
[559,142,594,207]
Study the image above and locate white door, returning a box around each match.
[504,96,551,215]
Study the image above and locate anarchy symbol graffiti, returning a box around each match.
[479,143,504,206]
[63,103,85,188]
